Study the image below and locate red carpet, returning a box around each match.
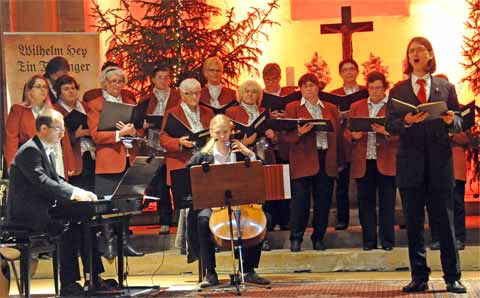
[152,280,478,297]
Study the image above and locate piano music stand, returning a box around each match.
[83,156,163,297]
[189,160,266,295]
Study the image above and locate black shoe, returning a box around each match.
[382,245,393,251]
[199,270,219,288]
[313,240,326,251]
[280,225,289,231]
[456,240,465,250]
[402,280,428,293]
[61,282,85,297]
[446,280,467,293]
[262,239,272,251]
[244,270,270,285]
[124,244,144,257]
[363,244,376,251]
[335,222,348,230]
[430,241,440,250]
[290,240,301,252]
[93,278,119,291]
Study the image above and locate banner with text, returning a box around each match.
[3,32,99,110]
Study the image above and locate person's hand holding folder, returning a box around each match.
[441,111,455,125]
[297,122,314,136]
[74,125,90,138]
[404,111,429,126]
[116,121,136,137]
[179,136,195,149]
[371,123,390,136]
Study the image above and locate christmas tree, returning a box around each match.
[361,53,389,82]
[462,0,480,96]
[304,52,331,90]
[91,0,279,94]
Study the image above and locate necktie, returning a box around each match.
[416,79,427,104]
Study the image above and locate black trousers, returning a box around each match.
[146,164,173,226]
[400,186,461,283]
[262,150,290,230]
[197,209,262,273]
[69,152,95,192]
[60,223,104,286]
[335,163,350,225]
[428,180,466,243]
[290,150,334,242]
[356,160,396,248]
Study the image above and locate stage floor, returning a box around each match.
[8,271,479,297]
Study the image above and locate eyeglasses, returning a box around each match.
[408,47,428,54]
[107,79,125,85]
[368,86,385,91]
[48,126,65,133]
[32,85,48,90]
[183,91,201,96]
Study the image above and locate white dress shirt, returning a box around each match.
[300,97,328,150]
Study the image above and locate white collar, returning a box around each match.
[300,97,325,108]
[264,88,282,96]
[58,99,85,114]
[207,83,222,91]
[411,73,431,84]
[39,137,54,155]
[102,89,122,103]
[367,95,388,106]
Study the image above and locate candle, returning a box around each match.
[285,66,295,87]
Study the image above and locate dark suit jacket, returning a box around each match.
[7,136,74,233]
[385,77,461,190]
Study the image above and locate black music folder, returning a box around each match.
[200,100,237,114]
[64,109,88,132]
[163,113,210,148]
[390,98,448,121]
[144,115,164,129]
[349,117,386,132]
[170,167,192,209]
[98,101,136,131]
[319,89,369,111]
[131,99,149,129]
[267,118,333,132]
[232,110,269,139]
[264,89,368,112]
[261,92,300,113]
[458,100,476,131]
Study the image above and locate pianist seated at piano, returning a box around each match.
[6,109,115,296]
[183,114,270,288]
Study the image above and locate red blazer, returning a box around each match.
[53,102,90,177]
[282,100,340,179]
[4,104,37,168]
[200,86,236,107]
[159,104,214,184]
[451,132,470,181]
[225,105,265,124]
[83,88,136,103]
[344,99,399,178]
[137,89,182,137]
[87,96,138,174]
[330,85,366,165]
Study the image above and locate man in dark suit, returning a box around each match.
[7,109,111,296]
[385,37,466,294]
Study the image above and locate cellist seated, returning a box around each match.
[185,114,271,288]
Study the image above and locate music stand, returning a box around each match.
[189,160,266,295]
[84,156,164,296]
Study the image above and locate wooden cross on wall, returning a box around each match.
[320,6,374,60]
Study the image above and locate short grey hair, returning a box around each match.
[100,66,127,87]
[237,80,262,104]
[179,78,201,93]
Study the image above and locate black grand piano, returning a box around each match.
[49,156,163,297]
